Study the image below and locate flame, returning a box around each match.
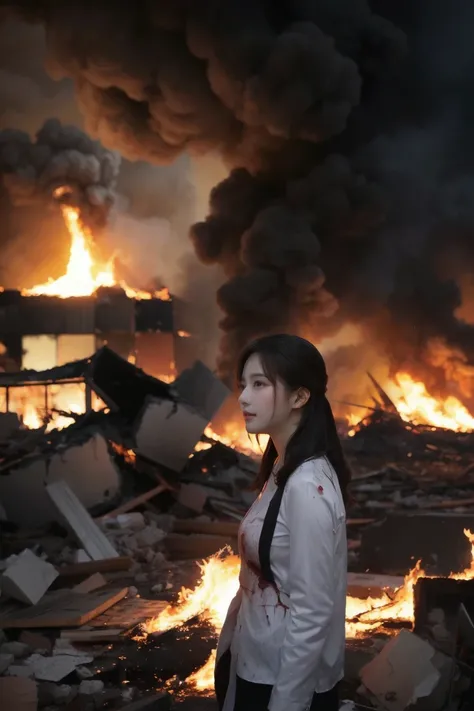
[23,204,170,301]
[201,424,269,458]
[143,531,474,694]
[1,382,104,432]
[185,650,217,691]
[389,372,474,431]
[143,549,240,636]
[350,371,474,432]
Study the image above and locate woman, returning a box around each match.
[215,334,350,711]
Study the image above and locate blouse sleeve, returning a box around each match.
[268,474,337,711]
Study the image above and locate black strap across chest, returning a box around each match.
[257,482,286,586]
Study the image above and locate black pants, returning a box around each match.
[215,650,338,711]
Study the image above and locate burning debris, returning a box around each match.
[0,348,473,709]
[2,3,474,708]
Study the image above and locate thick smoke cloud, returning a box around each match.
[4,1,474,400]
[0,17,80,132]
[0,118,120,231]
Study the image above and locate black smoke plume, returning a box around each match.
[4,1,474,401]
[0,117,120,231]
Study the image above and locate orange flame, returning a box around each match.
[0,382,105,432]
[350,371,474,432]
[22,204,170,301]
[200,424,269,458]
[143,530,474,694]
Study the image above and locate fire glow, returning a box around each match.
[143,530,474,695]
[348,370,474,433]
[22,198,170,302]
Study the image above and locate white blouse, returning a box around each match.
[216,456,347,711]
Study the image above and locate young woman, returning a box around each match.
[214,334,350,711]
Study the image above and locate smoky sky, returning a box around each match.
[4,0,474,395]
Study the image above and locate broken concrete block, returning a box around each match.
[360,512,474,575]
[27,652,92,682]
[115,513,146,530]
[76,665,94,679]
[360,630,442,711]
[133,526,166,548]
[0,676,37,711]
[6,664,35,678]
[0,653,14,674]
[1,549,58,605]
[0,433,120,528]
[134,396,208,472]
[79,680,105,695]
[174,360,229,422]
[53,640,94,660]
[0,640,31,659]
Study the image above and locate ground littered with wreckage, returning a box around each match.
[0,359,473,711]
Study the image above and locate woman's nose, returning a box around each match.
[238,388,248,407]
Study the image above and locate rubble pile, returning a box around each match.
[0,347,259,710]
[1,354,474,709]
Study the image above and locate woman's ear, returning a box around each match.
[293,387,310,409]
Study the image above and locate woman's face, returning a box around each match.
[238,353,296,435]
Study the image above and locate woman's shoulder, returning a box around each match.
[286,456,342,501]
[289,455,332,482]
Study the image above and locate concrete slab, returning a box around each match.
[174,360,229,422]
[134,397,208,472]
[0,433,120,528]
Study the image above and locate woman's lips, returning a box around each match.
[243,412,256,420]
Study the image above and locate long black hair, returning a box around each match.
[237,334,351,505]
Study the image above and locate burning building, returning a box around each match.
[2,3,474,708]
[0,119,198,427]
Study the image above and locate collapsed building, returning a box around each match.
[0,287,194,379]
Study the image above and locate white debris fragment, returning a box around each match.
[360,630,442,711]
[0,549,58,605]
[76,665,94,680]
[74,549,92,564]
[103,512,146,530]
[26,653,92,682]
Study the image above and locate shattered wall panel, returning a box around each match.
[174,360,229,422]
[0,433,120,527]
[134,396,208,472]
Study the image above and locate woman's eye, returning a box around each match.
[254,380,264,388]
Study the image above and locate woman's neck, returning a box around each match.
[271,418,299,463]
